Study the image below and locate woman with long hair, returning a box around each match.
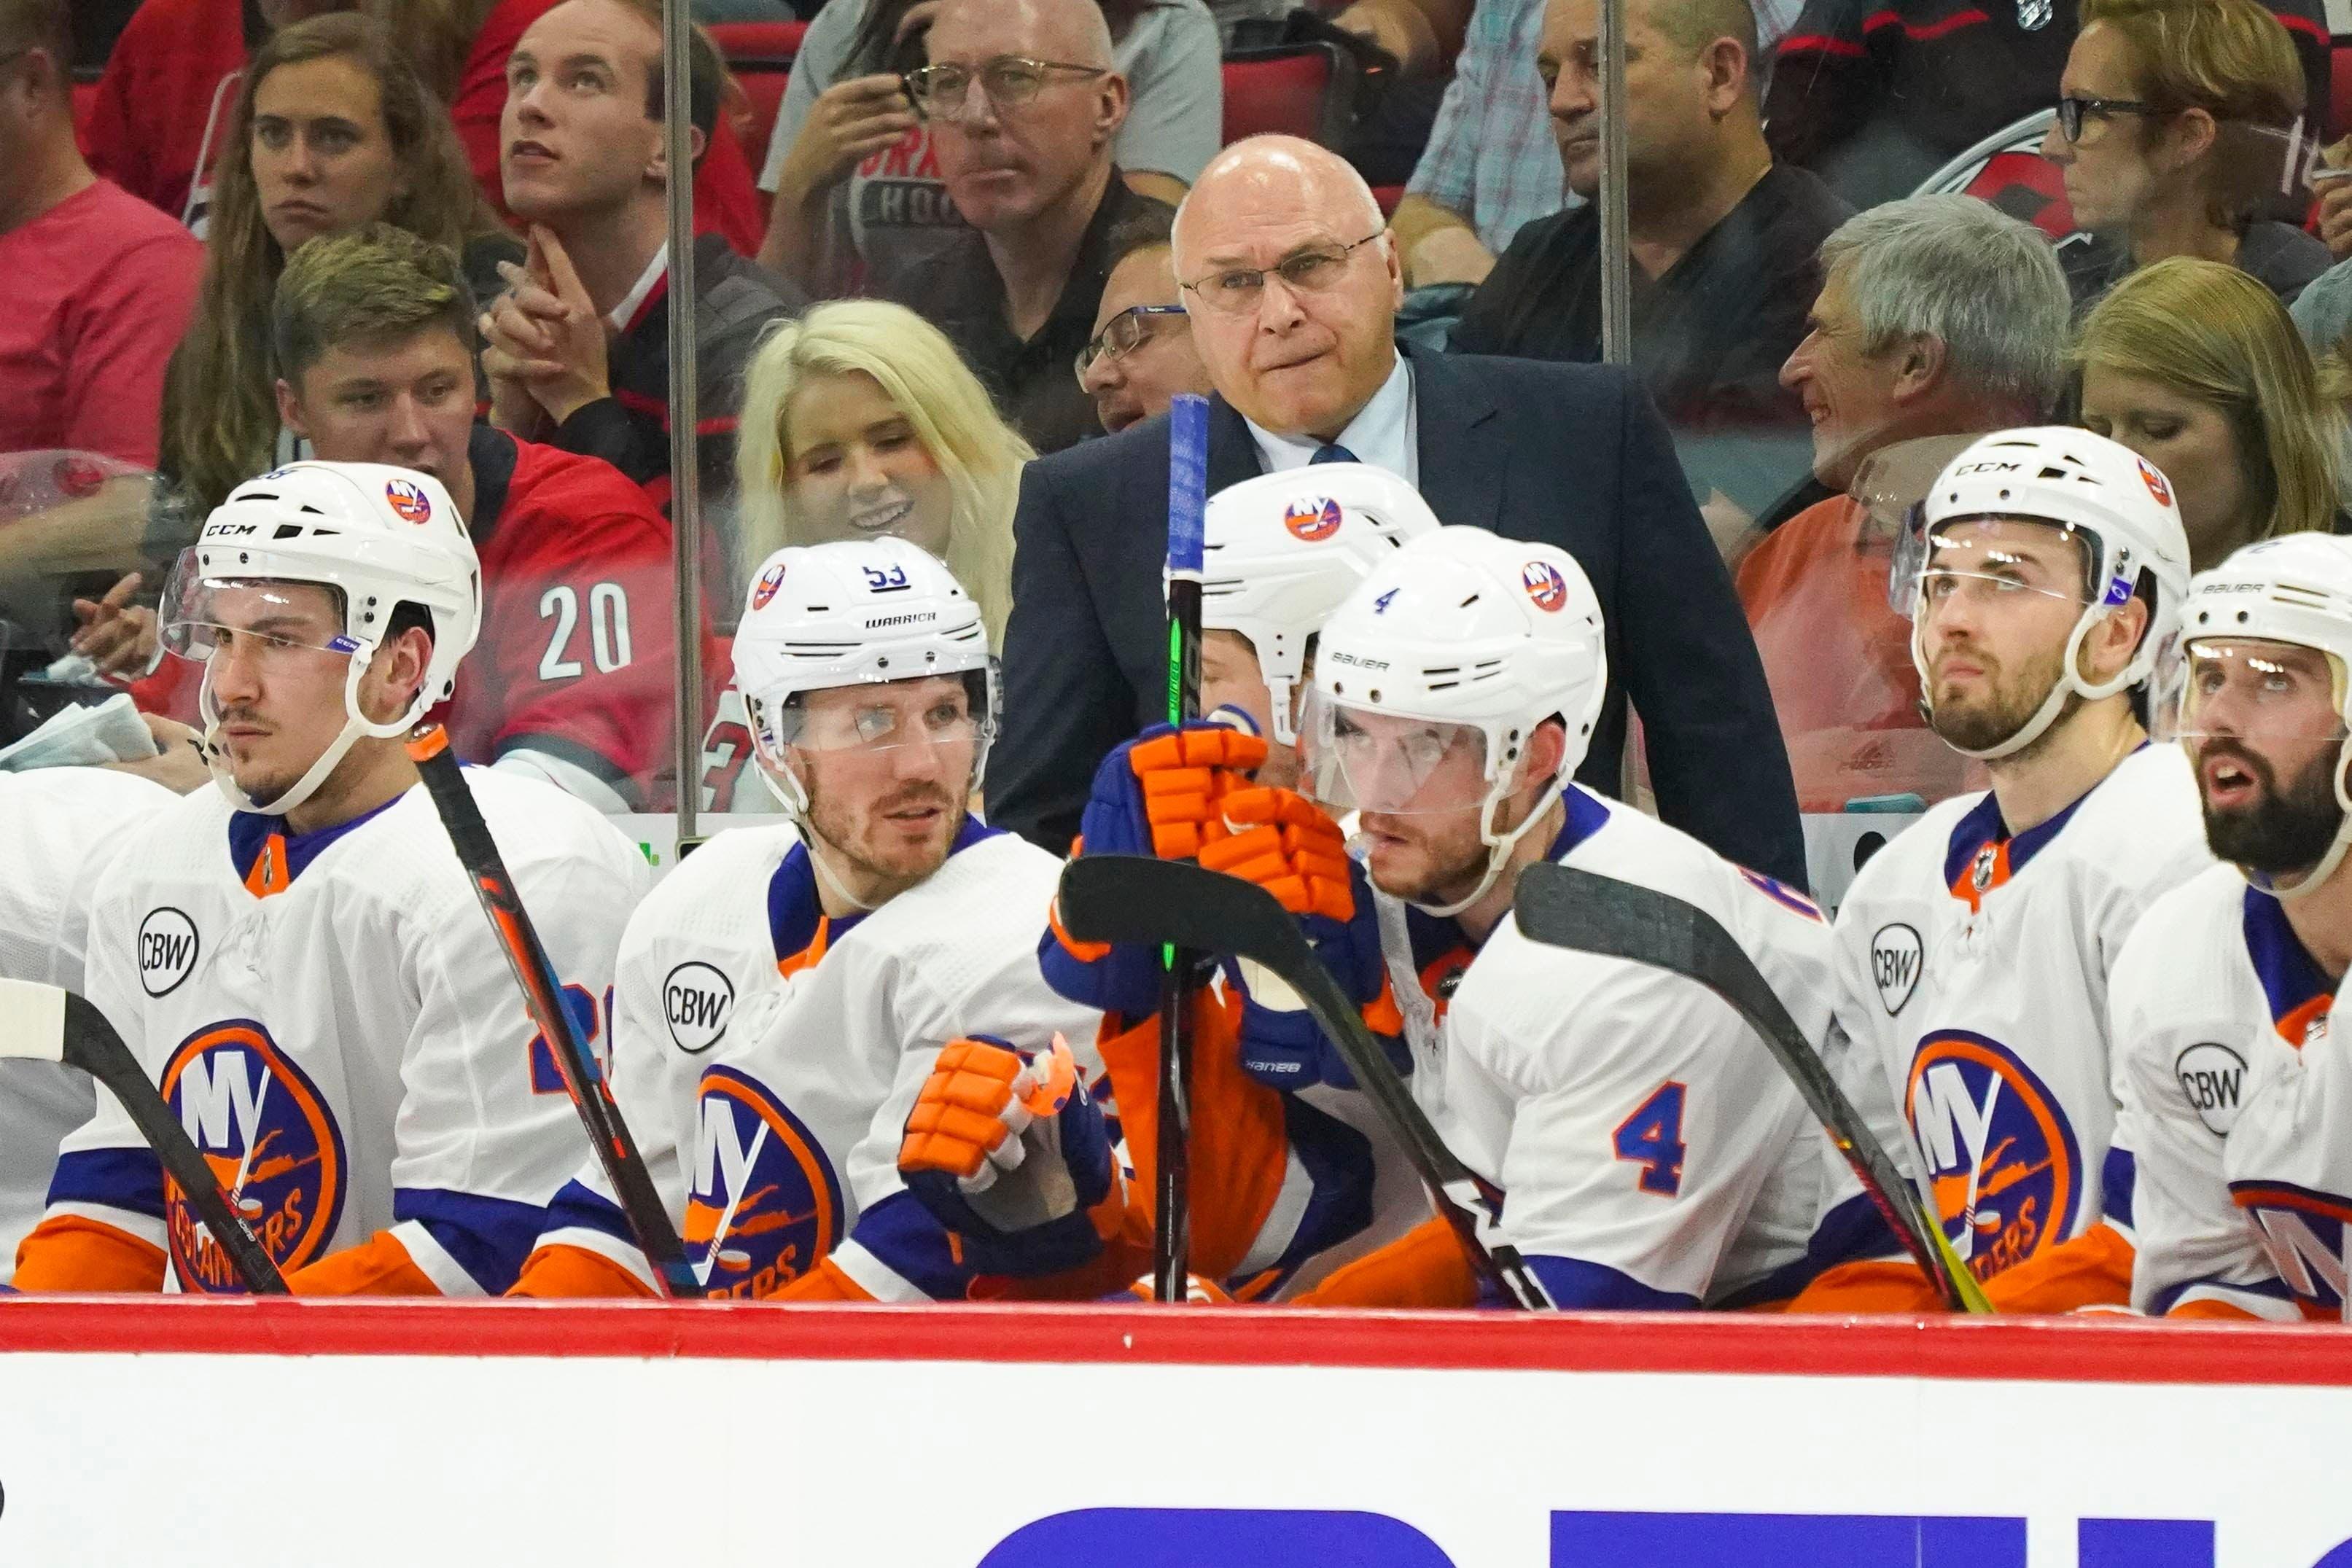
[735,300,1032,642]
[2076,255,2347,569]
[153,11,518,524]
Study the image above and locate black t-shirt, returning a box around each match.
[2063,221,2334,316]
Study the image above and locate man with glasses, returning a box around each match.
[1079,205,1211,434]
[991,133,1810,890]
[881,0,1171,455]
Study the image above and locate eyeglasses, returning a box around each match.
[904,57,1107,119]
[1179,231,1388,316]
[2054,95,2155,143]
[1074,304,1188,382]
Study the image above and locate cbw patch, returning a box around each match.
[663,962,735,1054]
[2174,1042,2250,1136]
[138,908,200,997]
[1871,923,1923,1015]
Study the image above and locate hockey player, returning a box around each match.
[917,525,1849,1310]
[2114,535,2352,1319]
[0,768,177,1261]
[507,537,1109,1302]
[9,461,650,1295]
[1787,427,2203,1315]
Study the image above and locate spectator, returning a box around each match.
[1390,0,1553,286]
[1767,0,2326,212]
[427,0,769,256]
[2044,0,2327,313]
[480,0,803,596]
[1736,195,2071,812]
[275,224,686,811]
[2078,255,2344,569]
[874,0,1174,455]
[153,12,519,523]
[0,0,202,467]
[1078,203,1210,434]
[754,0,1217,299]
[734,298,1032,642]
[989,133,1807,886]
[1451,0,1849,528]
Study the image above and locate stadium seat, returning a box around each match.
[71,70,97,142]
[709,21,807,207]
[1371,183,1404,217]
[2335,40,2352,157]
[1222,43,1355,149]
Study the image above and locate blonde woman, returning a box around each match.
[2076,256,2347,569]
[736,300,1032,643]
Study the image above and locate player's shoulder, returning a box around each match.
[631,819,801,926]
[1837,789,1985,912]
[851,827,1062,990]
[98,784,236,878]
[446,768,642,859]
[2069,744,2202,854]
[1571,795,1823,929]
[347,773,647,918]
[2112,863,2250,999]
[0,766,177,836]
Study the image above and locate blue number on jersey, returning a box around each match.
[528,983,602,1096]
[1613,1081,1689,1197]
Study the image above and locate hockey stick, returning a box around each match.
[1057,854,1551,1309]
[1511,862,1994,1314]
[1154,393,1210,1303]
[0,978,287,1294]
[406,725,703,1299]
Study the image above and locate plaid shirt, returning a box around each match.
[1407,0,1809,254]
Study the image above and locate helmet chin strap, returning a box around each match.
[202,648,423,819]
[753,752,886,914]
[1412,776,1564,921]
[2248,735,2352,903]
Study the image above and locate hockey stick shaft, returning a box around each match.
[1057,855,1549,1308]
[0,979,287,1293]
[405,727,702,1299]
[1155,393,1210,1303]
[1511,862,1993,1314]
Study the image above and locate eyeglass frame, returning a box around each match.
[903,56,1108,120]
[1177,230,1390,316]
[2054,94,2156,143]
[1074,303,1188,383]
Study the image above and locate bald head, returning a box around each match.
[930,0,1114,69]
[1172,136,1385,278]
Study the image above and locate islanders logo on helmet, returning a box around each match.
[1905,1029,2080,1282]
[750,560,788,612]
[383,476,434,526]
[1284,495,1344,542]
[2136,456,2174,511]
[1522,559,1568,613]
[685,1065,846,1299]
[159,1020,348,1293]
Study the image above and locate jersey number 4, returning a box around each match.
[1613,1081,1688,1198]
[539,583,634,679]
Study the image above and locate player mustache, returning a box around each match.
[873,784,959,816]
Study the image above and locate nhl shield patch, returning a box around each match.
[1871,922,1923,1015]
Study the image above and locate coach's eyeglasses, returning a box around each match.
[1180,232,1388,316]
[1075,305,1188,383]
[2054,94,2154,142]
[904,58,1107,119]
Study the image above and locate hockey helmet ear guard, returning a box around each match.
[729,537,999,818]
[1307,526,1607,917]
[166,461,482,818]
[1894,427,2192,762]
[2163,534,2352,899]
[1197,462,1444,747]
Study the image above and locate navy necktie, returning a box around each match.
[1310,442,1360,466]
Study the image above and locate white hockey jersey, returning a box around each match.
[1433,787,1838,1308]
[0,768,177,1261]
[2114,865,2346,1320]
[1821,744,2209,1288]
[526,818,1103,1300]
[19,771,647,1295]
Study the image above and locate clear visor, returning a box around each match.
[1894,516,2096,621]
[1298,687,1492,816]
[2152,636,2349,746]
[756,666,994,757]
[157,551,359,666]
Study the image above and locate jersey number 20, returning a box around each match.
[539,583,633,679]
[1613,1081,1688,1198]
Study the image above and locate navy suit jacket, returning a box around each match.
[984,343,1809,888]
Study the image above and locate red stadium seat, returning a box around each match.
[71,75,97,141]
[2335,40,2352,157]
[709,21,807,214]
[1221,43,1354,149]
[1371,183,1404,217]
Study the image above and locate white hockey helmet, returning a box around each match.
[729,536,998,817]
[159,461,481,816]
[2157,533,2352,898]
[1197,462,1442,744]
[1894,426,2191,760]
[1304,526,1608,916]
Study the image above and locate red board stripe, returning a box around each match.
[2,1298,2350,1386]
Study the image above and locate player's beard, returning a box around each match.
[1360,808,1489,908]
[1928,638,2075,758]
[2200,740,2345,876]
[804,776,966,897]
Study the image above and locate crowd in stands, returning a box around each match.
[9,0,2352,841]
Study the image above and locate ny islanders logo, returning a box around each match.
[1522,561,1568,612]
[2136,456,2173,510]
[685,1066,844,1298]
[750,561,787,611]
[1905,1029,2079,1279]
[1283,496,1343,542]
[383,477,434,525]
[2234,1182,2352,1315]
[159,1021,346,1292]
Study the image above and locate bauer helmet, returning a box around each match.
[730,537,997,818]
[1893,426,2190,760]
[160,461,481,816]
[2156,533,2352,899]
[1304,526,1607,916]
[1197,462,1442,745]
